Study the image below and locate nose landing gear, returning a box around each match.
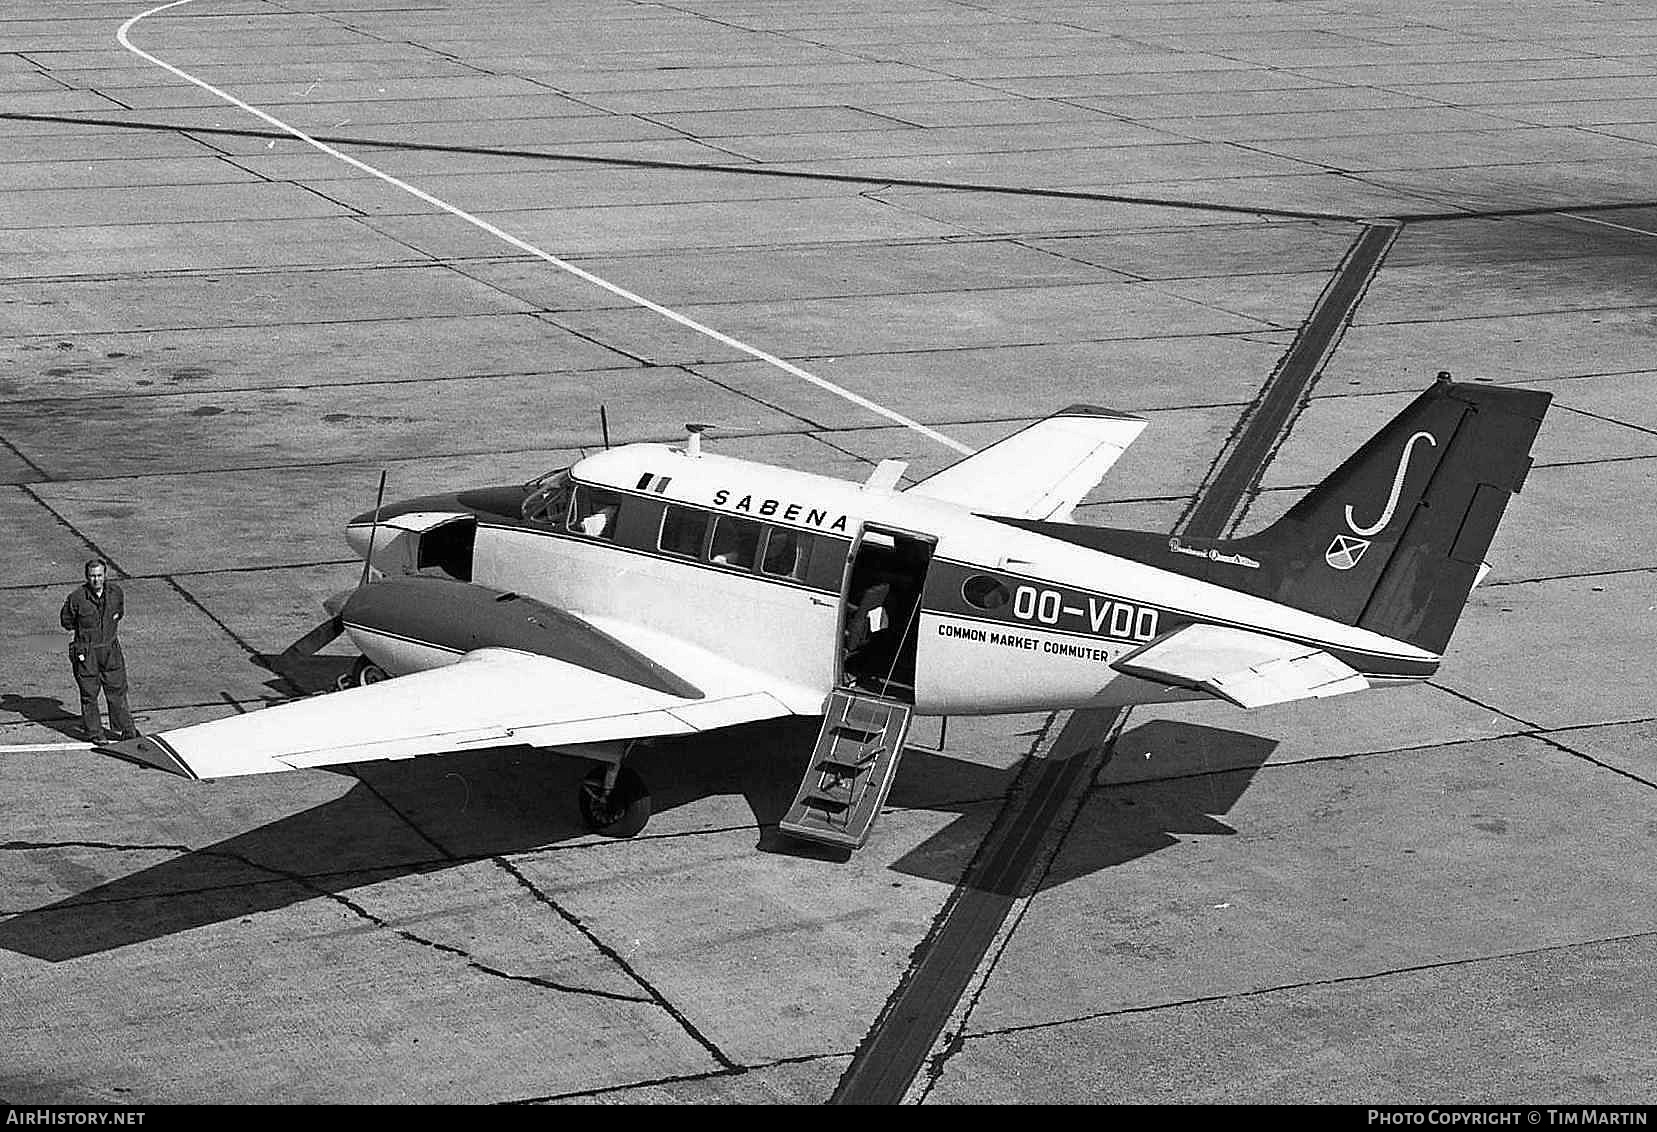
[335,656,390,690]
[578,764,651,838]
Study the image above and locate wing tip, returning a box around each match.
[98,734,197,780]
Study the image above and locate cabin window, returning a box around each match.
[709,515,763,570]
[761,527,812,580]
[521,469,572,526]
[962,574,1011,611]
[569,484,625,540]
[659,504,711,558]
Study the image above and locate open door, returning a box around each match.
[839,525,934,701]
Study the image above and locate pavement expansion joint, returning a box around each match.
[1480,565,1657,588]
[0,841,445,916]
[0,432,49,481]
[346,769,459,862]
[490,853,741,1068]
[510,1063,759,1106]
[967,924,1657,1045]
[0,111,1368,220]
[0,563,357,594]
[679,363,832,431]
[1557,403,1657,438]
[162,574,272,669]
[3,831,652,1003]
[1530,732,1657,792]
[316,882,657,1006]
[18,483,117,566]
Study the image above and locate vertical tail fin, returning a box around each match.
[1230,376,1551,653]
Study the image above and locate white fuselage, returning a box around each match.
[354,442,1437,717]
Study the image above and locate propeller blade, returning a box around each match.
[285,615,346,659]
[360,469,388,587]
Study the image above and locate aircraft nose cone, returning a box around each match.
[345,519,374,559]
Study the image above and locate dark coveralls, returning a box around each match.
[59,582,135,741]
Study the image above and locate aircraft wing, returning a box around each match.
[103,648,794,780]
[1111,624,1369,709]
[905,405,1147,521]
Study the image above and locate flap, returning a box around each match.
[103,648,792,780]
[1112,623,1369,709]
[905,406,1146,521]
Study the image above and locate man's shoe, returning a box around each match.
[82,731,107,744]
[119,730,143,741]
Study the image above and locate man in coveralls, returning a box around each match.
[59,560,138,742]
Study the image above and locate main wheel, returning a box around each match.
[350,656,389,687]
[578,765,651,838]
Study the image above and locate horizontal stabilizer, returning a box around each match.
[1112,624,1369,709]
[906,405,1146,521]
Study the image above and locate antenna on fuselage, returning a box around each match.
[600,404,611,450]
[685,423,712,457]
[359,469,388,588]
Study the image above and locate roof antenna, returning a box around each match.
[685,422,712,457]
[599,404,611,450]
[359,469,388,587]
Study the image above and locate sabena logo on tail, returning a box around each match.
[1324,430,1437,571]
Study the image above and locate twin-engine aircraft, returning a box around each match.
[107,376,1550,850]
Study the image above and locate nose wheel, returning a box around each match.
[578,764,651,838]
[336,656,390,690]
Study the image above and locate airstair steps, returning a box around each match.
[780,689,912,850]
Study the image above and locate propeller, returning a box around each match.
[360,468,388,588]
[255,470,386,692]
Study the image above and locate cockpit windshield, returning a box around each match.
[521,468,572,525]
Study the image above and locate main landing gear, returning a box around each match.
[578,763,651,838]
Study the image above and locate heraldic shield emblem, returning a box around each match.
[1325,534,1370,570]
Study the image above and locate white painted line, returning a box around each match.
[0,742,94,753]
[118,1,973,456]
[1556,211,1657,239]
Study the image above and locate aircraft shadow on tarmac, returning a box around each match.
[0,718,1273,962]
[887,719,1278,894]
